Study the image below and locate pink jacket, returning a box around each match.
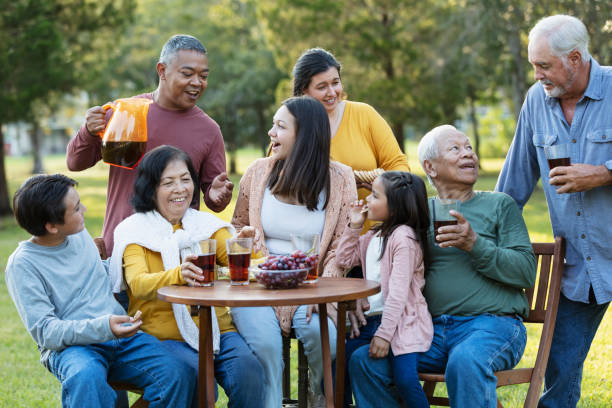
[231,157,358,335]
[336,225,433,355]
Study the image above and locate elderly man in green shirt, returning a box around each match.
[349,125,536,408]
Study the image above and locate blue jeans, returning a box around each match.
[48,332,196,408]
[539,293,609,408]
[162,332,265,408]
[348,314,527,408]
[231,305,337,407]
[348,315,429,408]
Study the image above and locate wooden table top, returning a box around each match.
[157,277,380,307]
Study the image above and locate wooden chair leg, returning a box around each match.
[283,335,292,402]
[298,339,308,408]
[423,380,436,399]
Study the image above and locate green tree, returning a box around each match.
[257,0,466,150]
[0,0,135,215]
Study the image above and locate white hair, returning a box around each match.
[529,15,590,62]
[417,124,458,186]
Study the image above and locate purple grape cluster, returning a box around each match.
[254,268,308,289]
[255,251,318,289]
[258,251,318,271]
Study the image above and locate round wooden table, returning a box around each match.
[158,277,380,408]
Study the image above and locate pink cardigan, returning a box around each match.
[231,157,358,335]
[336,225,433,355]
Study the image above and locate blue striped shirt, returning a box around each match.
[496,58,612,304]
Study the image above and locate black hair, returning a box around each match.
[131,145,199,213]
[372,172,430,266]
[267,96,331,211]
[292,48,342,96]
[13,174,78,236]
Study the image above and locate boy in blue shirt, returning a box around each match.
[5,174,196,408]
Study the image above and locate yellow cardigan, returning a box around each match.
[331,101,410,231]
[123,224,235,341]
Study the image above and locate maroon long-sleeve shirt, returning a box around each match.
[66,93,227,254]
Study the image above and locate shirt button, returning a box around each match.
[577,211,581,216]
[603,135,607,140]
[587,256,591,261]
[572,139,577,143]
[581,234,586,238]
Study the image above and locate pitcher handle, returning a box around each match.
[97,102,115,139]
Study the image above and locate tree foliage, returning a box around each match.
[0,0,135,215]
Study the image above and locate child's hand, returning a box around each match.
[348,298,370,338]
[110,311,143,338]
[349,200,367,229]
[369,336,390,359]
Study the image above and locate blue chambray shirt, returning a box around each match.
[496,58,612,305]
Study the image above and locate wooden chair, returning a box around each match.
[94,237,149,408]
[419,237,566,408]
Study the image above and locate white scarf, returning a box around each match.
[110,208,235,353]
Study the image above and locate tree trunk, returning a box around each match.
[256,105,269,157]
[0,125,13,216]
[508,13,527,121]
[468,95,482,169]
[392,120,405,152]
[229,150,237,175]
[30,121,45,174]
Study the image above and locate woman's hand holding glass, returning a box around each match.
[180,253,205,287]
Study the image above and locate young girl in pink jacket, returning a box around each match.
[336,171,433,408]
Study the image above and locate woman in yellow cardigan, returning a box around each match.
[110,145,264,408]
[292,48,410,233]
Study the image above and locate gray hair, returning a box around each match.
[529,15,590,62]
[417,124,458,187]
[159,34,207,66]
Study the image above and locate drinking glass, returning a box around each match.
[290,233,320,283]
[432,198,459,244]
[226,238,252,286]
[192,239,216,287]
[544,144,571,169]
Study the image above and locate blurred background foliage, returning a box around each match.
[0,0,611,214]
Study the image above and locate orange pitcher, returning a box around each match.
[98,97,153,169]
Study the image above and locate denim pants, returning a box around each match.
[162,331,265,408]
[539,293,609,408]
[348,314,527,408]
[347,315,429,408]
[231,305,337,407]
[48,332,196,408]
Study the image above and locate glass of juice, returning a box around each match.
[432,198,459,245]
[290,233,320,283]
[226,238,252,286]
[192,239,216,287]
[544,144,571,169]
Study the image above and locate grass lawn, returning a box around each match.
[0,149,609,407]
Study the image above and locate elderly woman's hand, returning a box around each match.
[180,254,205,286]
[436,210,478,252]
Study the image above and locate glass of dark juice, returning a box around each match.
[192,239,216,287]
[432,198,459,245]
[544,144,571,169]
[226,238,252,286]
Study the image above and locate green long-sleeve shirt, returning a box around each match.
[425,192,536,318]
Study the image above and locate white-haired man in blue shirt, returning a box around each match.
[496,14,611,408]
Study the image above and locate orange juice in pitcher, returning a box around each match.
[99,98,152,169]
